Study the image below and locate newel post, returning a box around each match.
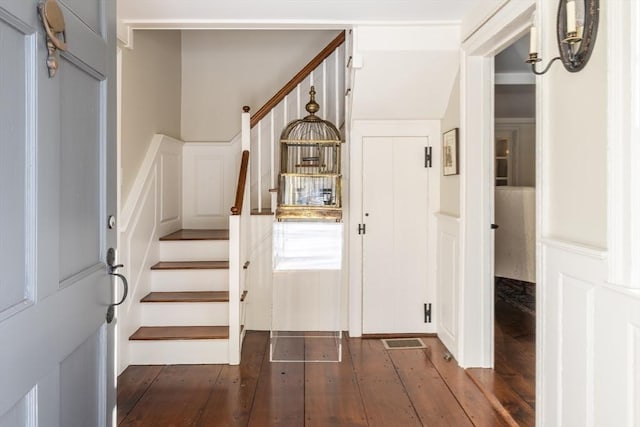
[242,106,250,151]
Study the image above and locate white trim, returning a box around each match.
[435,212,460,222]
[461,0,510,43]
[535,2,550,425]
[118,20,459,36]
[458,0,534,369]
[607,0,640,289]
[540,238,607,261]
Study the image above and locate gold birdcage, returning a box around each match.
[276,86,343,221]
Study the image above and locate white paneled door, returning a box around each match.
[362,137,430,333]
[0,0,116,426]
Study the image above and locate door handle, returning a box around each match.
[105,248,128,323]
[38,0,67,77]
[491,223,499,230]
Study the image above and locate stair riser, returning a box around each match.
[129,340,229,364]
[159,240,228,262]
[151,270,228,292]
[141,303,228,326]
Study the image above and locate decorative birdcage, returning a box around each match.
[276,86,343,221]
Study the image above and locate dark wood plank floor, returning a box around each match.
[467,298,536,427]
[118,332,513,426]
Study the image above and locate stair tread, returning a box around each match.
[160,229,229,241]
[129,326,229,341]
[151,261,229,270]
[141,290,248,303]
[142,291,228,303]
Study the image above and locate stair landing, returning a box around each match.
[160,229,229,241]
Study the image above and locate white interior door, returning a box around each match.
[0,0,117,425]
[362,137,430,333]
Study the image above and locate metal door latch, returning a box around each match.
[358,224,366,235]
[105,248,128,323]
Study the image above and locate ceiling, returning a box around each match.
[495,34,531,74]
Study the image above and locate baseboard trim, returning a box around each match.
[362,333,437,340]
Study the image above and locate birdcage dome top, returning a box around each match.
[280,86,341,143]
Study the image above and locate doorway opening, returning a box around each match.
[466,33,537,426]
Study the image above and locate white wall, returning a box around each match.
[181,30,340,142]
[544,8,607,249]
[531,1,640,425]
[351,26,460,121]
[440,72,460,216]
[121,31,182,202]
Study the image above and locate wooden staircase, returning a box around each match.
[128,229,245,364]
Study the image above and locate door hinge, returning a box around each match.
[358,223,366,235]
[424,303,432,323]
[425,146,433,168]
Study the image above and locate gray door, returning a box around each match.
[0,0,117,425]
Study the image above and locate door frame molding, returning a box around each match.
[607,0,640,289]
[458,0,535,368]
[348,120,440,336]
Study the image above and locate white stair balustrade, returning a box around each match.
[249,38,345,213]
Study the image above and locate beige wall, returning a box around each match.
[495,84,535,118]
[121,30,182,202]
[440,72,460,216]
[181,30,340,142]
[544,4,607,248]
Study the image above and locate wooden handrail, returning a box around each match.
[231,150,250,215]
[250,31,346,128]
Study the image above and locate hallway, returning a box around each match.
[117,332,514,426]
[468,297,536,427]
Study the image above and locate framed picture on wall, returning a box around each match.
[442,128,459,176]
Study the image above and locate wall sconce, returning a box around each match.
[526,0,599,75]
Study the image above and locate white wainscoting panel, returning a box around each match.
[182,140,240,229]
[559,276,595,427]
[160,151,181,224]
[540,239,606,427]
[245,215,274,330]
[118,134,183,374]
[436,213,459,358]
[592,283,640,426]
